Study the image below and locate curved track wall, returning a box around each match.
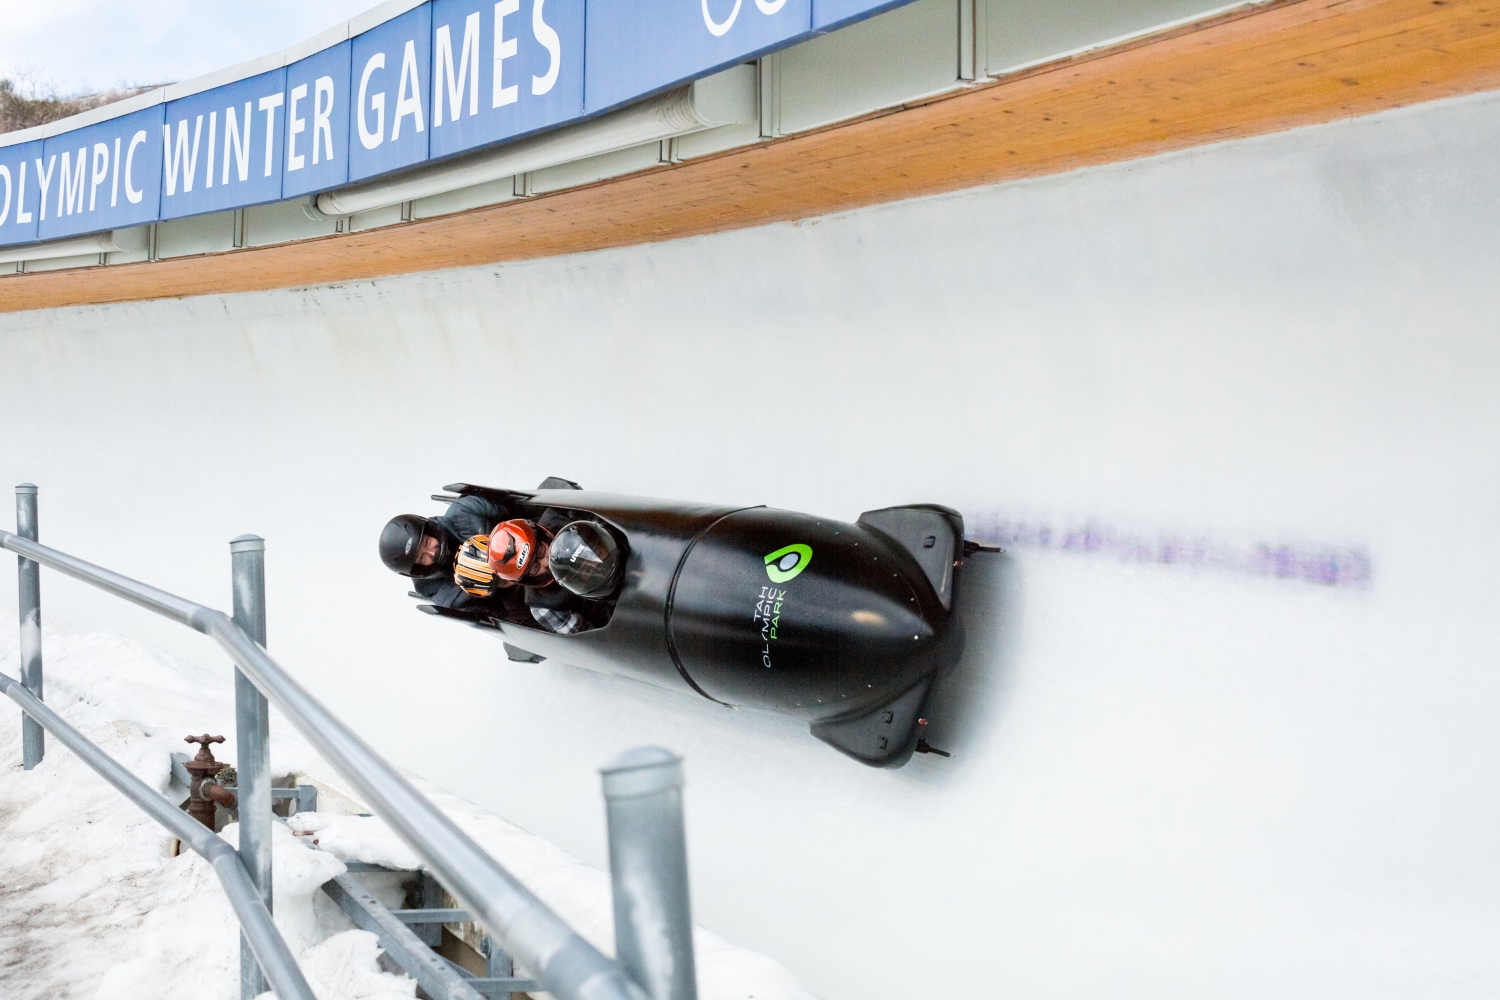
[3,90,1499,999]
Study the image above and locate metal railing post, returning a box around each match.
[600,747,698,1000]
[230,535,271,1000]
[15,484,42,770]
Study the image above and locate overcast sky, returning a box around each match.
[0,1,377,95]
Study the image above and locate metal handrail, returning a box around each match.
[0,528,645,1000]
[0,670,317,1000]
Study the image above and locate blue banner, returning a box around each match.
[284,42,354,200]
[0,0,916,247]
[0,139,43,246]
[427,0,586,161]
[350,5,434,184]
[37,105,164,241]
[160,69,289,220]
[585,0,812,114]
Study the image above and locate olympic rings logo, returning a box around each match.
[702,0,790,37]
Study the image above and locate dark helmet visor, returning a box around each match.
[548,520,624,599]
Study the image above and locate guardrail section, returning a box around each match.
[2,482,698,1000]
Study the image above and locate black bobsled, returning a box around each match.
[416,480,985,767]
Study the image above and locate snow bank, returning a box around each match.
[291,931,419,1000]
[0,617,816,1000]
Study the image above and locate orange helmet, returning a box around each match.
[488,519,549,582]
[453,535,498,597]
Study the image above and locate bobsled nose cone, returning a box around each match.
[667,507,957,721]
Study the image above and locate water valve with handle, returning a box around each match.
[183,734,229,828]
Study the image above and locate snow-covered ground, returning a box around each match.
[0,617,815,1000]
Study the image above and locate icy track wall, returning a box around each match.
[3,89,1500,1000]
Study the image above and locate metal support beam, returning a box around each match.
[468,979,541,999]
[323,874,487,1000]
[171,752,192,786]
[601,747,697,1000]
[15,484,42,769]
[228,784,318,808]
[484,933,518,1000]
[416,869,445,946]
[758,53,782,139]
[231,534,271,1000]
[394,907,472,923]
[958,0,981,82]
[438,954,538,999]
[389,909,534,999]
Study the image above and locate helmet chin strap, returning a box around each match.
[522,525,556,585]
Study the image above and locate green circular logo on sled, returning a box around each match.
[764,544,813,583]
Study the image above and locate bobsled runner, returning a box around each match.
[414,478,992,767]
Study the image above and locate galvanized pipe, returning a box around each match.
[0,528,645,1000]
[600,748,698,1000]
[0,668,316,1000]
[0,530,205,628]
[15,484,43,769]
[230,534,272,1000]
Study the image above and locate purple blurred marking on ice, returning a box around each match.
[965,513,1373,588]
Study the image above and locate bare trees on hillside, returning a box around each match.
[0,71,159,134]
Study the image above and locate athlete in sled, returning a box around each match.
[379,478,991,767]
[377,489,603,635]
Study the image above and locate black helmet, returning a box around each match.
[549,520,624,599]
[379,514,453,578]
